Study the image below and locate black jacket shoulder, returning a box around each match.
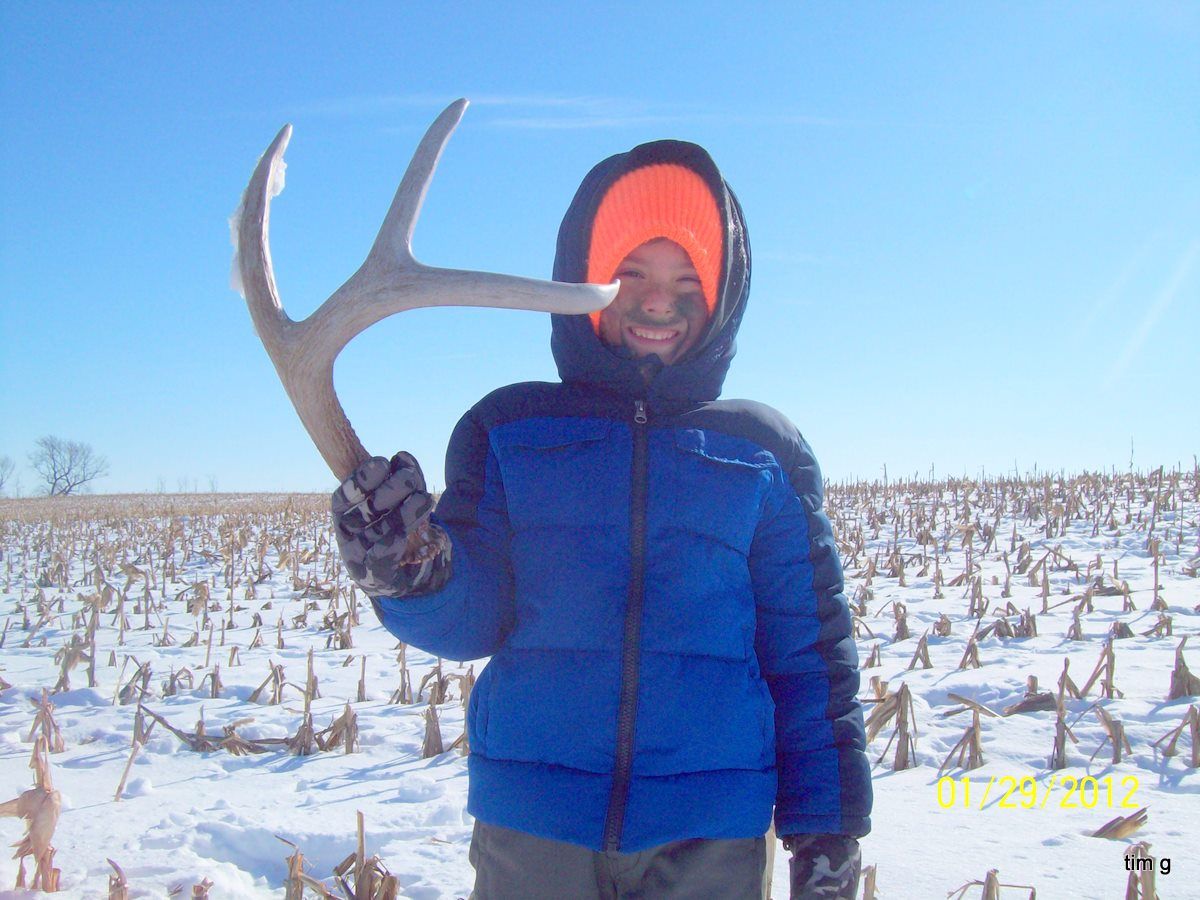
[675,398,826,510]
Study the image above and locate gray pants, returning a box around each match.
[468,819,768,900]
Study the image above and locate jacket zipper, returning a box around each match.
[603,398,649,851]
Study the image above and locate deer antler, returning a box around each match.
[232,98,616,481]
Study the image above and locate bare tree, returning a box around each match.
[0,455,14,494]
[28,436,109,495]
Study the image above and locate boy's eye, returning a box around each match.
[616,269,644,279]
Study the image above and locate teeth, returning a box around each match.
[630,327,678,341]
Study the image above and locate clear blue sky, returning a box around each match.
[2,3,1197,495]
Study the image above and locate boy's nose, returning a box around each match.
[639,286,676,319]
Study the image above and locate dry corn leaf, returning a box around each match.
[1092,807,1149,840]
[0,784,62,861]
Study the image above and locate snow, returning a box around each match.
[0,477,1197,899]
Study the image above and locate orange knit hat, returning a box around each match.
[586,164,723,331]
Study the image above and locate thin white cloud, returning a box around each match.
[1105,239,1199,387]
[482,95,667,129]
[1079,232,1158,338]
[287,94,447,117]
[289,93,635,118]
[488,110,846,130]
[472,94,625,109]
[285,93,844,131]
[489,114,697,130]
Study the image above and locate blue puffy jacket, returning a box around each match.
[371,140,871,852]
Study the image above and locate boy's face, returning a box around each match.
[598,238,710,366]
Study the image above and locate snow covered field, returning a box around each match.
[1,468,1197,899]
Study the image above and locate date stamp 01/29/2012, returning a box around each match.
[935,774,1175,878]
[934,773,1140,812]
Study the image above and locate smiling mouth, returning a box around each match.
[627,325,681,343]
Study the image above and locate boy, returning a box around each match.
[333,140,871,898]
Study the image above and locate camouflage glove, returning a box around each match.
[783,834,861,900]
[331,452,451,598]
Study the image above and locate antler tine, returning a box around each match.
[234,122,295,349]
[233,100,617,482]
[368,97,468,265]
[319,98,614,320]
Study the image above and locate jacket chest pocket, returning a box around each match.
[658,428,774,556]
[490,418,626,534]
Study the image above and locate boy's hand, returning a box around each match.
[783,833,861,899]
[331,452,450,597]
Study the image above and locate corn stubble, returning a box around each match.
[0,463,1194,895]
[947,868,1036,900]
[280,812,399,899]
[0,495,449,891]
[834,464,1196,895]
[0,737,62,891]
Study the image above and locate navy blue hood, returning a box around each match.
[550,140,751,407]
